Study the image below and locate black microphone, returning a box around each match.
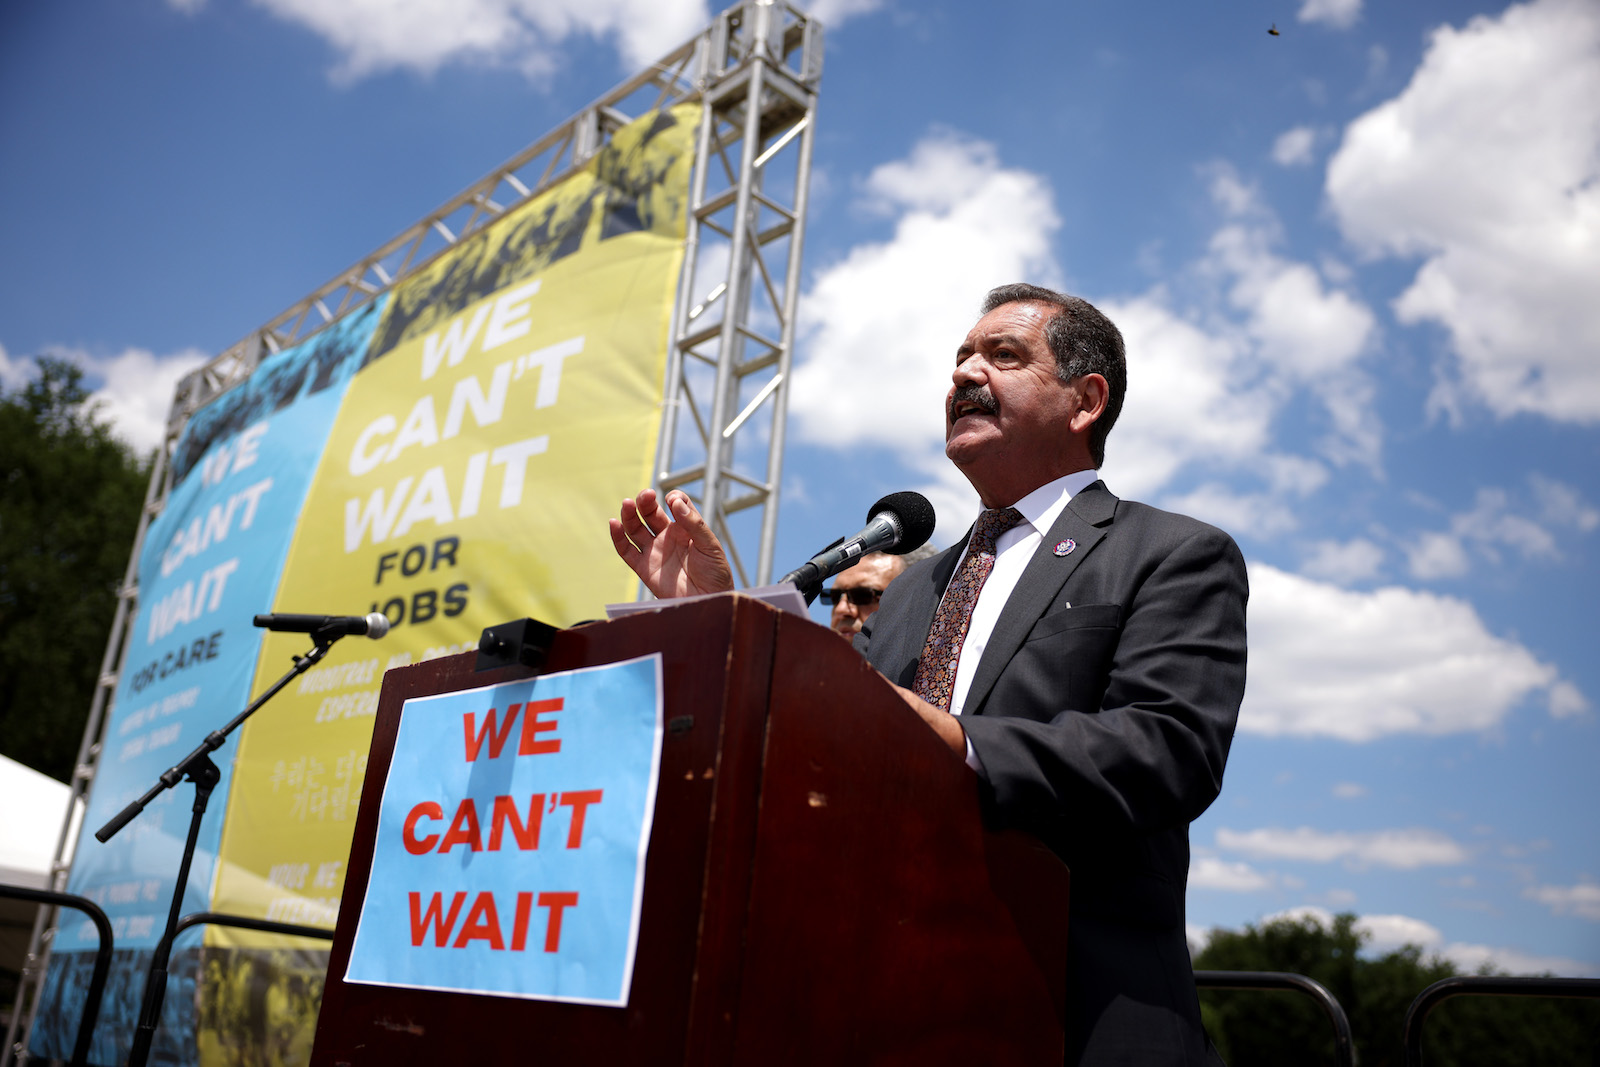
[252,612,392,639]
[780,491,937,604]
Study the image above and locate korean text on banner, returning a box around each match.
[345,654,663,1006]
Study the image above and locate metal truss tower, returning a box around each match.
[653,2,820,587]
[5,4,820,1060]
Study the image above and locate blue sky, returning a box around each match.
[3,0,1597,977]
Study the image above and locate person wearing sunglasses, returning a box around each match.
[821,545,939,639]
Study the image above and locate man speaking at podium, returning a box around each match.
[610,284,1247,1066]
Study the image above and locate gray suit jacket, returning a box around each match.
[856,480,1247,1063]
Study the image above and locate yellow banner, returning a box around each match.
[206,105,698,950]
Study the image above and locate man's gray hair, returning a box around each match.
[981,283,1126,468]
[860,545,938,574]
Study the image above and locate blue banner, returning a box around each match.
[345,653,662,1006]
[32,303,384,1067]
[61,300,385,954]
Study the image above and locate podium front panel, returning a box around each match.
[311,598,778,1063]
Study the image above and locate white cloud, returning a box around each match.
[1405,530,1470,580]
[0,342,207,452]
[0,342,28,391]
[1533,474,1600,532]
[1094,294,1273,498]
[788,131,1062,543]
[1326,0,1600,423]
[1203,166,1381,468]
[1244,563,1580,739]
[910,466,984,549]
[1302,538,1384,583]
[1263,454,1330,496]
[1310,375,1382,471]
[1264,906,1435,949]
[1548,681,1590,718]
[1263,904,1337,927]
[1161,484,1299,539]
[1190,856,1276,892]
[1441,941,1600,977]
[1218,826,1469,869]
[226,0,713,81]
[1208,220,1376,380]
[1099,242,1359,504]
[803,0,884,29]
[1452,488,1560,559]
[1298,0,1361,30]
[1262,906,1600,975]
[1357,913,1443,951]
[1525,881,1600,921]
[1405,477,1598,579]
[1361,44,1389,89]
[85,347,209,454]
[1208,165,1258,217]
[1331,781,1367,799]
[1272,126,1317,167]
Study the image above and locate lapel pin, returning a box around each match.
[1054,539,1076,557]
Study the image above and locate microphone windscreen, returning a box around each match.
[867,491,936,554]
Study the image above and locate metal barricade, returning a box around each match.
[1195,969,1357,1067]
[0,884,113,1067]
[1403,974,1600,1067]
[169,912,335,943]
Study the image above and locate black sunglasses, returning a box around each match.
[820,587,885,607]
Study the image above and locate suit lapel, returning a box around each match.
[963,481,1118,715]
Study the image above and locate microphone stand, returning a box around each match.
[97,624,350,1067]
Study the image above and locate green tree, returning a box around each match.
[1195,913,1600,1066]
[0,356,150,782]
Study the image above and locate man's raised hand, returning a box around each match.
[609,488,735,600]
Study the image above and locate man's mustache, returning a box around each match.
[948,384,998,421]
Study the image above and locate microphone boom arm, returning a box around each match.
[95,631,343,843]
[103,625,356,1067]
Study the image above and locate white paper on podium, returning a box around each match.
[604,583,809,620]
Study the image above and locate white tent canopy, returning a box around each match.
[0,754,80,890]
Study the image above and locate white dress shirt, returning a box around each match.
[946,468,1101,719]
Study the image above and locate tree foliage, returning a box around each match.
[1,357,150,782]
[1195,912,1600,1066]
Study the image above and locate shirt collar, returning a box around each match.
[1008,468,1100,538]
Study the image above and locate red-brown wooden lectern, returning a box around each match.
[311,595,1069,1065]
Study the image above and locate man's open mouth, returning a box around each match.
[949,386,997,422]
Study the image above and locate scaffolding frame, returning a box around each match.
[4,4,819,1060]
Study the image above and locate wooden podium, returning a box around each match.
[311,595,1069,1065]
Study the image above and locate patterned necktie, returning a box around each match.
[912,507,1025,712]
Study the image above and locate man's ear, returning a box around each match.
[1070,373,1109,435]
